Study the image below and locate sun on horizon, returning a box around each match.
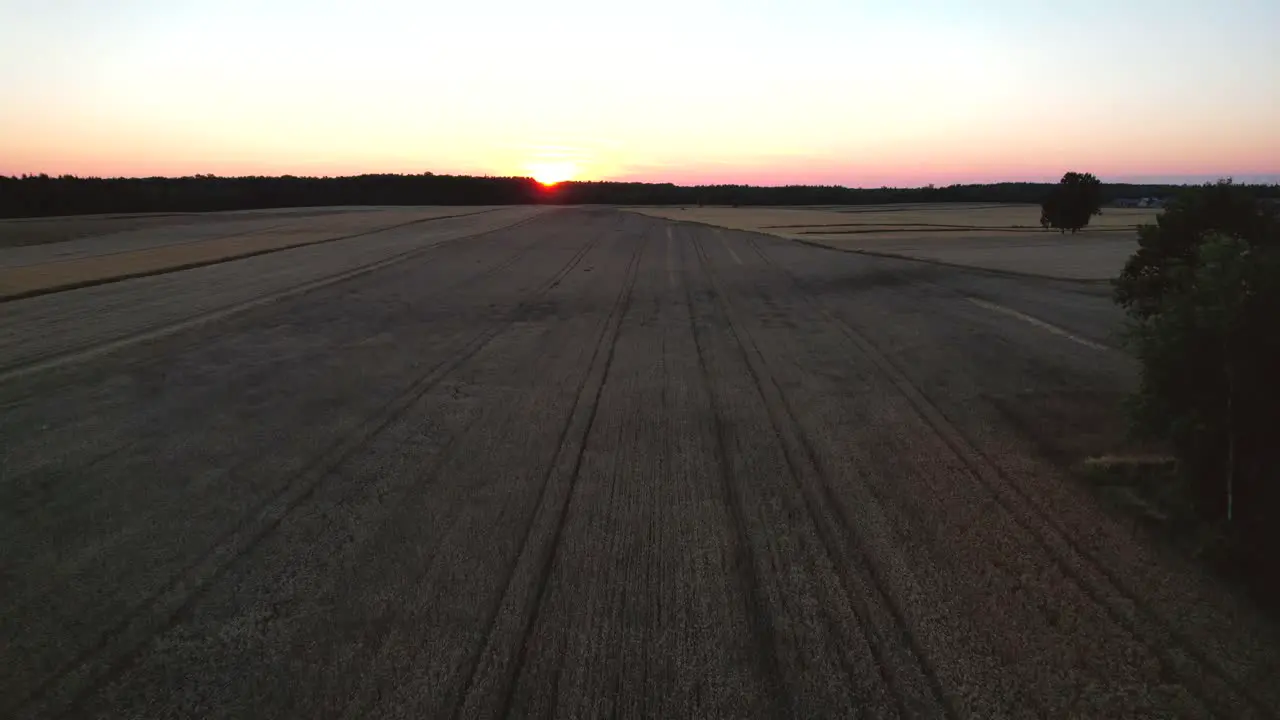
[528,161,578,186]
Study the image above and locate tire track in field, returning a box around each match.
[11,220,603,720]
[450,230,646,720]
[738,232,1276,719]
[679,234,789,718]
[688,230,957,719]
[2,221,292,269]
[0,209,501,302]
[0,211,548,384]
[255,283,619,718]
[0,214,563,602]
[0,221,558,527]
[331,219,630,720]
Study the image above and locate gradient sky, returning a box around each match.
[2,0,1278,186]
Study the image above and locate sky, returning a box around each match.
[1,0,1278,187]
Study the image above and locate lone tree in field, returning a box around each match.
[1040,171,1102,233]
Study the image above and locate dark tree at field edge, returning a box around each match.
[1040,171,1103,233]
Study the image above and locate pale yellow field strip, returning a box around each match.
[795,235,1138,280]
[627,205,1150,280]
[0,207,508,268]
[0,207,549,380]
[0,208,494,300]
[630,205,1158,233]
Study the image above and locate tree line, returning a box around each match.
[4,172,1277,219]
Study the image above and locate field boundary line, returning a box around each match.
[0,208,501,303]
[690,229,958,718]
[0,211,550,384]
[1,221,293,269]
[1,212,202,225]
[622,210,1112,284]
[665,226,676,290]
[966,296,1110,351]
[785,235,1115,284]
[740,232,1276,718]
[715,228,744,264]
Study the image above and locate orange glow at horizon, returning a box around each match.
[2,2,1278,187]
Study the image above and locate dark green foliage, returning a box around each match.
[1114,181,1280,589]
[0,173,548,218]
[1040,171,1102,233]
[3,173,1277,219]
[1116,180,1278,317]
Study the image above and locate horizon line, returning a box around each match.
[4,172,1278,189]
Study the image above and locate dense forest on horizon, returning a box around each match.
[3,172,1277,219]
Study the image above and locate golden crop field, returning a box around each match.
[0,207,499,299]
[629,203,1159,280]
[633,203,1159,238]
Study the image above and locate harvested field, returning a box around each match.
[0,206,372,249]
[0,207,503,299]
[631,204,1159,280]
[2,208,1277,718]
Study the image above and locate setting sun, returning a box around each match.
[528,161,578,186]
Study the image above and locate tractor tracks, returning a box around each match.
[0,211,549,385]
[0,219,558,526]
[451,228,647,719]
[680,235,791,719]
[10,216,604,720]
[737,231,1276,719]
[687,229,958,719]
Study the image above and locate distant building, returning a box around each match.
[1113,197,1164,209]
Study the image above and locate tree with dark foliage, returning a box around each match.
[1114,180,1280,596]
[1039,171,1103,233]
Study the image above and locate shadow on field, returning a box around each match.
[805,266,939,296]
